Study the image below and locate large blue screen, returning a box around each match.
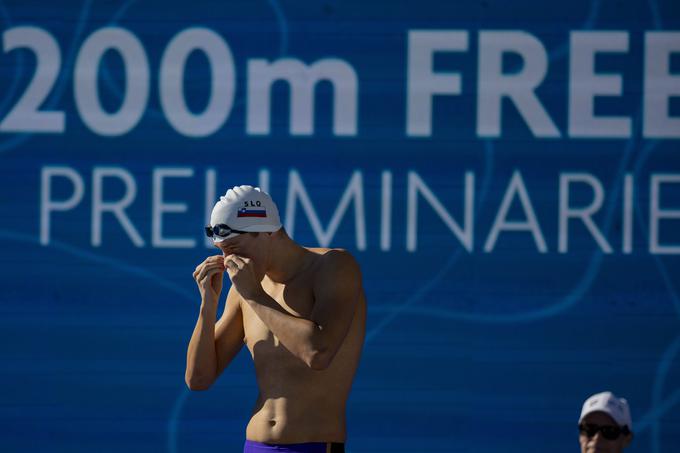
[0,1,679,452]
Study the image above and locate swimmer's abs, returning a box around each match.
[246,403,346,444]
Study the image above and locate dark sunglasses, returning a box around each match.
[578,423,630,440]
[205,224,248,239]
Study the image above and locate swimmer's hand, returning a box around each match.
[192,255,225,304]
[224,254,264,301]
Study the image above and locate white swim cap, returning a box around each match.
[209,185,282,242]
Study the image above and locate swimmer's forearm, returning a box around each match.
[243,292,327,370]
[185,300,219,390]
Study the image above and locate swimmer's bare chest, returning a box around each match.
[242,271,330,393]
[242,274,314,363]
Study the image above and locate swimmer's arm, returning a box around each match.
[214,287,246,377]
[185,286,244,390]
[243,250,361,370]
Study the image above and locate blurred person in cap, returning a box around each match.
[185,185,366,453]
[578,391,633,453]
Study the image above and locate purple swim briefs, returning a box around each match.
[243,440,345,453]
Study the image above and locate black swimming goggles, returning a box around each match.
[205,224,249,240]
[578,423,630,440]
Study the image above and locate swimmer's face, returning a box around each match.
[578,412,632,453]
[213,232,271,265]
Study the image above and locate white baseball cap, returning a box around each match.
[579,391,632,430]
[208,185,282,242]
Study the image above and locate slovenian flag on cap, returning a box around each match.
[238,207,267,218]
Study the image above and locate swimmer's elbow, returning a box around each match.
[185,374,214,391]
[186,381,211,391]
[306,349,333,371]
[305,328,338,370]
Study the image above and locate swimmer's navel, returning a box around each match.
[268,420,276,427]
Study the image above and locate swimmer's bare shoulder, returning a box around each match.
[307,246,362,283]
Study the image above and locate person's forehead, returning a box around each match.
[582,411,618,426]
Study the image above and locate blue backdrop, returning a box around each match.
[1,0,679,452]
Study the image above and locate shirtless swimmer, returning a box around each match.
[186,185,366,453]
